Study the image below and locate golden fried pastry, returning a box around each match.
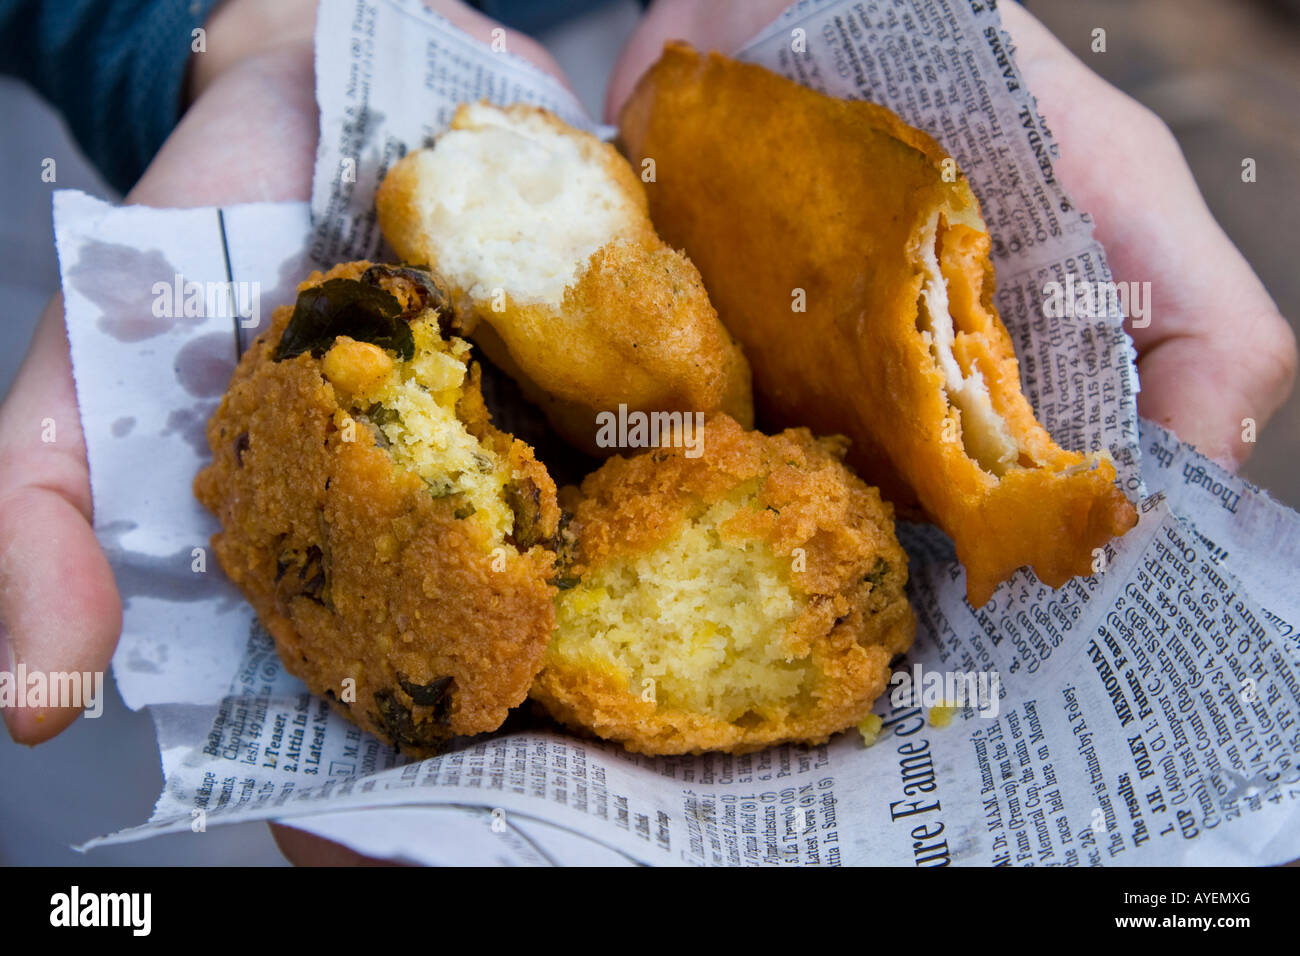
[376,101,753,453]
[531,414,915,755]
[619,44,1137,607]
[195,261,560,756]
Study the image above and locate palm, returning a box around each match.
[0,43,316,746]
[132,48,318,209]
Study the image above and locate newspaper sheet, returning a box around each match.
[52,0,1300,864]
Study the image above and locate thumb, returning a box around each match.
[605,0,790,123]
[0,295,122,743]
[270,823,407,866]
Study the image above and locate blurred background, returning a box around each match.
[0,0,1296,864]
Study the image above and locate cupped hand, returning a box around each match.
[0,0,567,743]
[607,0,1296,468]
[0,0,323,747]
[0,0,571,867]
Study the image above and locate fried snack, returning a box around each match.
[195,261,560,756]
[619,44,1137,607]
[376,101,753,453]
[531,414,915,755]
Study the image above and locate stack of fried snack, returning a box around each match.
[197,55,1134,757]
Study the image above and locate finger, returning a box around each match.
[138,3,576,212]
[188,0,319,103]
[1,37,317,748]
[425,0,572,88]
[605,0,789,123]
[190,0,571,108]
[1137,321,1295,469]
[130,45,320,208]
[0,296,122,743]
[270,823,407,866]
[997,2,1238,334]
[999,4,1296,463]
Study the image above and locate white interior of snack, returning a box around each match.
[915,211,1019,476]
[408,103,633,307]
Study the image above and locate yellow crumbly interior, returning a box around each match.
[331,316,514,543]
[549,495,815,721]
[857,713,884,747]
[929,704,956,728]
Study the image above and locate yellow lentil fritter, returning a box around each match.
[195,261,560,756]
[531,414,915,755]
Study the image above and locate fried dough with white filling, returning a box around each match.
[619,45,1137,606]
[376,102,753,453]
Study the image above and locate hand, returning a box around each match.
[0,0,325,748]
[607,0,1297,469]
[0,0,566,829]
[1,0,569,865]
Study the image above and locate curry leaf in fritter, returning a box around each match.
[396,673,454,713]
[374,680,455,752]
[273,278,414,361]
[361,263,455,331]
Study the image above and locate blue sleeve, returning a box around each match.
[471,0,649,35]
[0,0,223,194]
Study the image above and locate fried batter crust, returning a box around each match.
[530,414,915,755]
[194,261,559,756]
[619,45,1137,607]
[376,102,753,453]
